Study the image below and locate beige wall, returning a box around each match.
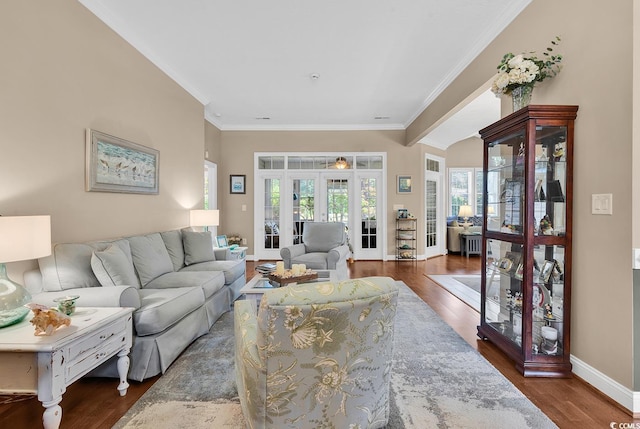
[217,130,441,255]
[446,137,483,168]
[410,0,634,387]
[205,121,223,164]
[1,1,205,279]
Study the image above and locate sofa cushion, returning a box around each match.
[39,243,104,291]
[303,222,345,252]
[91,241,141,288]
[145,271,225,299]
[182,230,216,265]
[180,259,244,285]
[161,230,185,272]
[127,233,174,287]
[290,252,329,270]
[134,286,205,336]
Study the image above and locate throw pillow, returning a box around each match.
[127,233,174,286]
[183,230,216,265]
[91,242,140,288]
[451,220,459,227]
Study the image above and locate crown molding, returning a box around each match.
[78,0,210,106]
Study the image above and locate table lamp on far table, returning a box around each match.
[458,205,473,230]
[190,209,219,231]
[0,215,51,328]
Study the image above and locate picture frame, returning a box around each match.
[216,235,228,248]
[514,263,524,280]
[502,179,522,226]
[230,174,246,194]
[86,129,159,194]
[498,251,521,275]
[539,260,557,283]
[397,175,412,194]
[397,208,408,219]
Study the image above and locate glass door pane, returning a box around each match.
[264,178,281,249]
[326,178,349,224]
[486,130,526,235]
[425,179,437,248]
[360,177,377,250]
[292,178,316,244]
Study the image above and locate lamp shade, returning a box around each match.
[0,215,51,263]
[190,210,219,227]
[458,205,473,219]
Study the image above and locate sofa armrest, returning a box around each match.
[234,300,261,364]
[280,244,306,268]
[214,248,232,261]
[31,286,141,310]
[234,299,264,427]
[327,244,350,267]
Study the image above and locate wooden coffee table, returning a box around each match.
[240,270,338,308]
[0,307,134,429]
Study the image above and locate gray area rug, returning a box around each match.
[114,282,556,428]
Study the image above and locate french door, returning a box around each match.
[254,153,386,261]
[425,155,446,258]
[288,172,353,251]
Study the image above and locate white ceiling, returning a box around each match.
[79,0,528,146]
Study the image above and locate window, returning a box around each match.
[449,168,482,218]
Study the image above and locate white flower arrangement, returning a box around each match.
[491,37,563,96]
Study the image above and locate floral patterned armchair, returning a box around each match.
[234,276,399,429]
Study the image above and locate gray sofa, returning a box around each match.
[24,228,245,381]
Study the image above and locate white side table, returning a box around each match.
[0,307,134,429]
[228,246,247,260]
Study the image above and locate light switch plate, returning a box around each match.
[592,193,613,215]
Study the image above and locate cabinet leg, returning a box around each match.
[117,348,130,397]
[42,398,62,429]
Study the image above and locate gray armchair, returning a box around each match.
[280,222,350,280]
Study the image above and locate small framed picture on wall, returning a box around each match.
[397,175,412,194]
[230,174,246,194]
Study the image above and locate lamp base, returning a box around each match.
[0,263,32,328]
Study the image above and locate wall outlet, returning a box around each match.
[242,238,247,245]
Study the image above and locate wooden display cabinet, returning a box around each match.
[477,105,578,377]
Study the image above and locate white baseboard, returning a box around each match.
[571,354,638,414]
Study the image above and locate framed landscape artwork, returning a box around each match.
[86,129,159,194]
[397,175,412,194]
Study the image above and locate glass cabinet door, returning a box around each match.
[531,244,565,356]
[486,130,526,235]
[533,126,567,237]
[484,238,525,349]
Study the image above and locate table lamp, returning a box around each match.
[458,205,473,230]
[0,215,51,327]
[190,209,219,231]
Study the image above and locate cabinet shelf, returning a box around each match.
[477,105,577,378]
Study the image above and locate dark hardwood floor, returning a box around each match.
[1,255,637,428]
